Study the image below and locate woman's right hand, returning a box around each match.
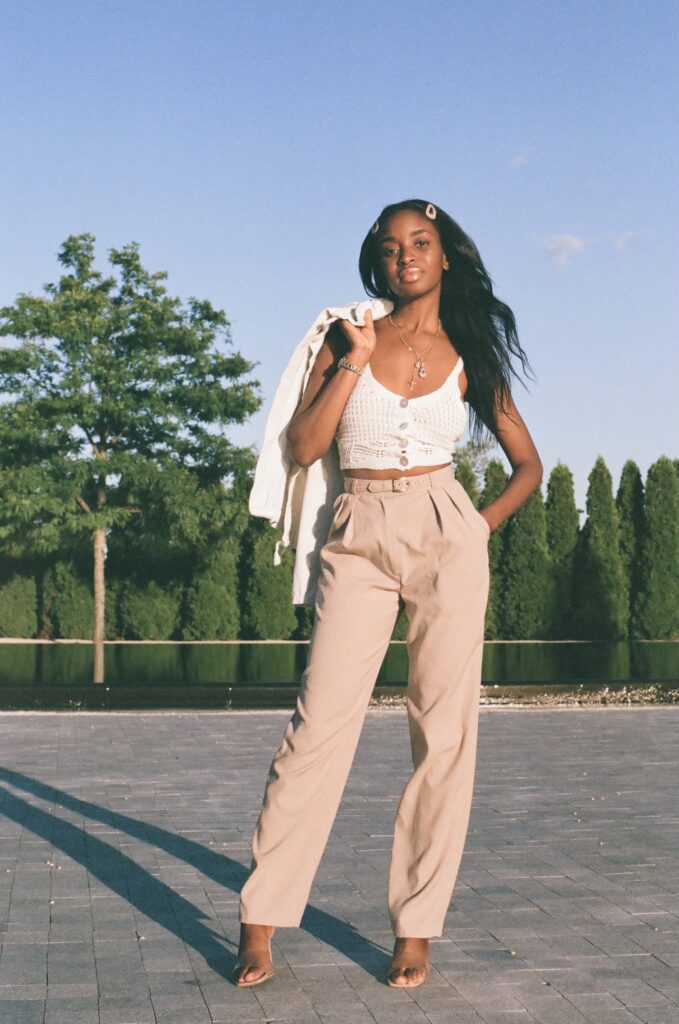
[286,310,376,466]
[338,309,376,365]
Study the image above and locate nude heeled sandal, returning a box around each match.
[386,939,431,989]
[233,925,277,987]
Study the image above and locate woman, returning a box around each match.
[234,199,543,989]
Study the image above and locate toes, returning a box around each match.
[236,963,264,983]
[388,965,426,986]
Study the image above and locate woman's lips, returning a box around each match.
[398,268,421,282]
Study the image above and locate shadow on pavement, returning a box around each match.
[0,766,389,981]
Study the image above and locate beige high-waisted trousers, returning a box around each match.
[239,464,490,938]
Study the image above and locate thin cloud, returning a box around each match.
[511,147,535,167]
[542,234,586,265]
[611,229,652,251]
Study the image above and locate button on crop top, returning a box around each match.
[335,357,467,471]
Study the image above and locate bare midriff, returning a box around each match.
[344,462,452,480]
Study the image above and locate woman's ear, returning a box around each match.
[442,253,450,270]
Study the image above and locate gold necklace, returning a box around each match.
[388,314,442,391]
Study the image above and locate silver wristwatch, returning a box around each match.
[337,356,365,376]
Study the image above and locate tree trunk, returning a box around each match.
[93,526,106,684]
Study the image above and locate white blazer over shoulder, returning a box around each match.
[248,297,394,605]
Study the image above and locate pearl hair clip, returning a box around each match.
[371,202,436,236]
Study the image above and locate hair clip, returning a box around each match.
[371,219,380,235]
[425,203,437,220]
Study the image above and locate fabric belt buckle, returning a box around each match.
[393,478,410,492]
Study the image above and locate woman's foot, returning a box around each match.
[233,923,276,987]
[387,937,431,988]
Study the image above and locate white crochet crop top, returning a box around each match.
[335,356,467,471]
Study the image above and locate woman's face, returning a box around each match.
[377,209,449,300]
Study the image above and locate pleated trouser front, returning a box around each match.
[238,465,490,937]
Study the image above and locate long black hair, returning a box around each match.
[358,198,535,445]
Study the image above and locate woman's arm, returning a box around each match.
[478,390,543,534]
[286,311,376,467]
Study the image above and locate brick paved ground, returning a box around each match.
[0,708,678,1024]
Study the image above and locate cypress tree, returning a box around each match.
[479,459,509,640]
[293,605,316,641]
[239,519,297,639]
[183,540,240,639]
[119,580,182,640]
[498,486,552,638]
[616,461,645,636]
[571,457,627,639]
[632,456,679,638]
[0,572,37,638]
[46,562,94,639]
[544,462,580,638]
[391,600,409,640]
[454,456,477,500]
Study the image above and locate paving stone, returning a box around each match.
[0,1001,45,1024]
[1,708,679,1024]
[629,1009,679,1024]
[98,995,156,1023]
[44,995,100,1023]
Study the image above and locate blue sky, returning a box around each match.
[1,0,676,516]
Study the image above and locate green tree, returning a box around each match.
[497,486,552,639]
[0,560,37,638]
[616,461,645,634]
[477,458,509,640]
[632,457,679,638]
[0,234,260,680]
[46,561,94,639]
[544,462,580,638]
[453,455,478,500]
[454,438,497,486]
[119,580,183,641]
[239,519,298,639]
[183,539,241,639]
[571,457,627,639]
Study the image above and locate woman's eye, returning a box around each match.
[415,239,429,247]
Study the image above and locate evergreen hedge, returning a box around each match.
[120,581,182,640]
[499,488,553,639]
[0,573,37,638]
[571,457,628,639]
[617,461,645,636]
[1,455,677,642]
[632,456,679,638]
[239,518,298,639]
[183,541,240,639]
[544,463,580,639]
[45,562,94,640]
